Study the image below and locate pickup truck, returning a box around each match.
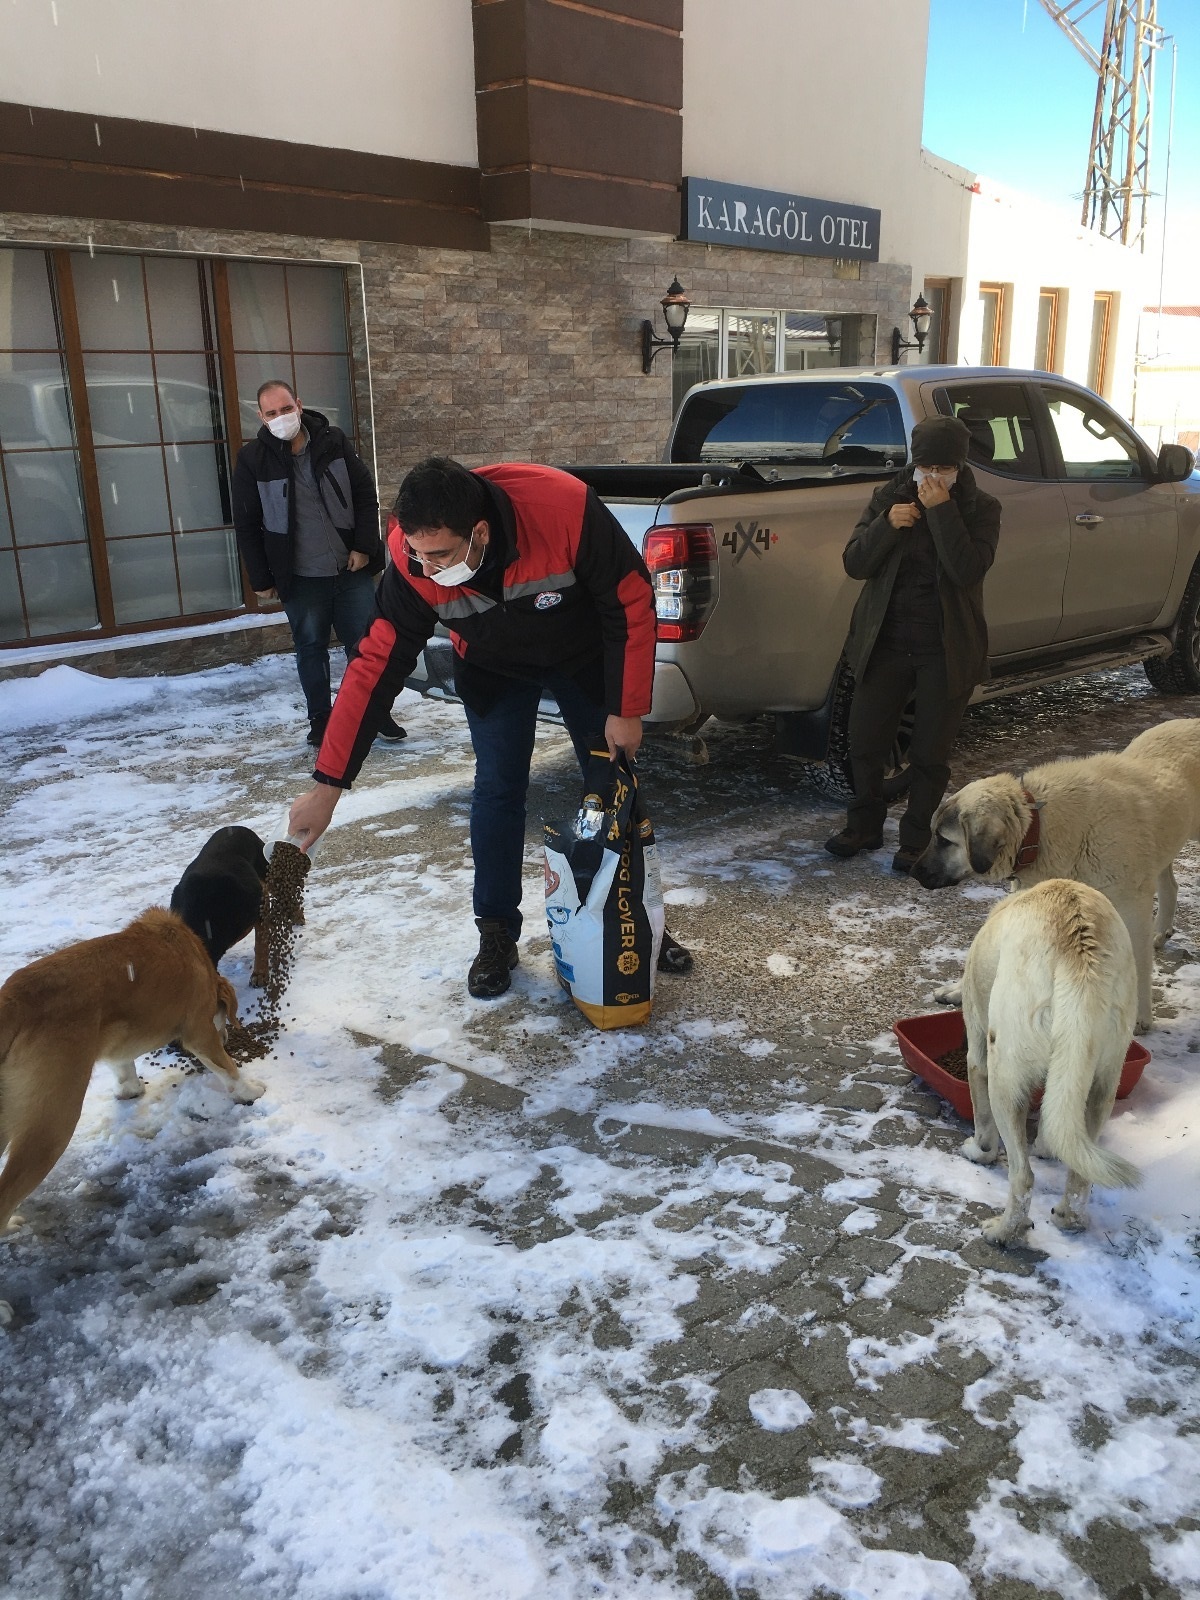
[410,365,1199,794]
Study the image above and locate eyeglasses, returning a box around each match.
[409,531,473,570]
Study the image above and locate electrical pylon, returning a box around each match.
[1038,0,1163,248]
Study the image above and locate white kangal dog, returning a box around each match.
[913,718,1200,1032]
[960,879,1141,1245]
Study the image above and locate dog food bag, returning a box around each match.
[544,752,664,1030]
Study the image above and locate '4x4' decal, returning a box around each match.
[721,521,777,563]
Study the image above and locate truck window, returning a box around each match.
[934,382,1044,478]
[671,381,906,468]
[1038,387,1148,481]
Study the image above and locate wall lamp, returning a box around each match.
[891,294,931,363]
[641,276,691,373]
[824,316,842,351]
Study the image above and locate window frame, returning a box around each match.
[1035,288,1062,374]
[978,282,1007,366]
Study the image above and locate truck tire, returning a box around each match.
[1144,563,1200,695]
[813,658,914,800]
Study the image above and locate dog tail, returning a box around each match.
[1038,986,1142,1191]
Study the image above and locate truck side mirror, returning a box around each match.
[1156,442,1195,482]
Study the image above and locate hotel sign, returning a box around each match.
[682,177,880,262]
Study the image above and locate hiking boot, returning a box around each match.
[307,714,329,749]
[892,846,924,875]
[658,929,693,975]
[375,714,407,742]
[824,828,883,859]
[468,918,519,998]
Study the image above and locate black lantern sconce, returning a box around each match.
[824,316,842,352]
[641,276,691,373]
[891,294,931,364]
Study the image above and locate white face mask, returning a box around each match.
[914,465,958,489]
[427,531,480,588]
[266,410,302,442]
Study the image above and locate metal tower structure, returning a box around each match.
[1038,0,1162,248]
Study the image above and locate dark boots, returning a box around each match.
[468,918,519,998]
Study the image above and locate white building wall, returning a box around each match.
[0,0,479,165]
[681,0,929,268]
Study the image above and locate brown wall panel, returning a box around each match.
[472,0,682,230]
[0,158,489,250]
[1,103,482,211]
[481,168,680,233]
[572,0,683,28]
[477,0,681,107]
[478,86,680,184]
[527,87,680,183]
[0,102,487,248]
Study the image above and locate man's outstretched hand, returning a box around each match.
[288,784,341,852]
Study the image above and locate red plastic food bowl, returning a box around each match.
[893,1010,1150,1121]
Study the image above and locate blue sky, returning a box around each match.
[923,0,1199,297]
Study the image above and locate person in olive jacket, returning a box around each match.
[825,414,1001,874]
[233,378,404,747]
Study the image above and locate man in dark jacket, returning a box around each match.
[233,379,404,747]
[285,455,692,997]
[826,414,1001,873]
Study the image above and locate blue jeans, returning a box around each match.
[463,671,607,941]
[280,569,377,723]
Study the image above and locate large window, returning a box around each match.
[0,246,360,645]
[672,306,877,414]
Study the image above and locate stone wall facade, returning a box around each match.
[2,209,912,509]
[0,209,911,663]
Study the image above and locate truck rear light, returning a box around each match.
[642,523,718,642]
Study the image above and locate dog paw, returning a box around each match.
[934,980,963,1007]
[1136,1015,1154,1034]
[1051,1204,1087,1233]
[230,1075,266,1104]
[2,1213,25,1233]
[962,1137,999,1165]
[1154,931,1170,952]
[0,1301,12,1328]
[113,1077,146,1101]
[981,1214,1030,1247]
[249,970,267,989]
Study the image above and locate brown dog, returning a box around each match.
[0,909,264,1252]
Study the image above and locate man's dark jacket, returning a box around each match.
[232,409,382,597]
[842,464,1001,698]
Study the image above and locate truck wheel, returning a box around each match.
[813,658,914,800]
[1144,563,1200,695]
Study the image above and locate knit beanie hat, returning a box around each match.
[910,415,971,467]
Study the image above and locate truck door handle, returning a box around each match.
[1074,512,1104,526]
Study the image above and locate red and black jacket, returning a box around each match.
[314,462,656,789]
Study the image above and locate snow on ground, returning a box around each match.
[0,659,1199,1599]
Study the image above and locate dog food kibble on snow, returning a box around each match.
[224,841,311,1063]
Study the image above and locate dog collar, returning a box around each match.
[1013,787,1041,870]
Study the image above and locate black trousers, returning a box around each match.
[846,644,971,850]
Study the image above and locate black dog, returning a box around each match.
[170,826,269,983]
